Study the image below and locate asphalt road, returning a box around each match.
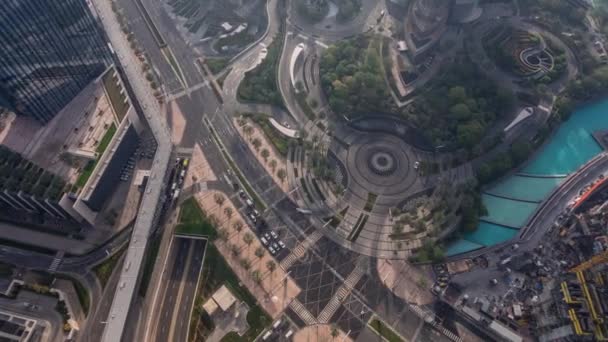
[152,237,206,342]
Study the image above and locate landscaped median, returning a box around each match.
[368,316,405,342]
[204,117,267,210]
[234,114,291,192]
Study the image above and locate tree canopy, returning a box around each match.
[320,37,392,117]
[405,61,515,149]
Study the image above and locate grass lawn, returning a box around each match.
[97,124,117,154]
[363,193,378,212]
[75,123,117,189]
[102,72,129,120]
[75,161,95,188]
[247,114,290,156]
[206,58,230,74]
[369,318,404,342]
[93,248,125,289]
[175,198,217,238]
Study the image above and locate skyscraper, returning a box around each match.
[0,0,112,124]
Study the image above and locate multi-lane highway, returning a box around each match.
[151,236,206,342]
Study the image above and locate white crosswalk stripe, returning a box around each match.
[48,251,64,272]
[279,230,322,270]
[317,263,365,323]
[288,299,317,325]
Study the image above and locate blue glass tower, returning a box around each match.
[0,0,112,123]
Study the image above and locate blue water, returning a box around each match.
[523,100,608,175]
[486,175,565,203]
[464,222,518,246]
[481,194,538,228]
[447,99,608,256]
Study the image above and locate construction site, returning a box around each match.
[435,175,608,342]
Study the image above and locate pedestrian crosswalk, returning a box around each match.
[279,230,322,270]
[49,251,64,273]
[288,299,317,325]
[317,261,365,323]
[408,304,462,342]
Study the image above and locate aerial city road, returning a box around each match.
[0,0,606,341]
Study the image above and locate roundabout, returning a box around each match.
[346,134,418,198]
[368,150,398,176]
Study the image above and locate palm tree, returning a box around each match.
[243,124,253,139]
[266,260,276,275]
[269,159,277,173]
[277,168,287,183]
[233,220,244,235]
[331,325,339,339]
[261,148,270,162]
[392,223,404,236]
[223,207,233,220]
[254,247,265,263]
[243,232,254,250]
[213,193,225,207]
[251,138,262,152]
[251,270,262,285]
[230,243,240,257]
[240,258,251,271]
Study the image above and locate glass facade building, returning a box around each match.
[0,0,112,123]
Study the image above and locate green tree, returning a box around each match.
[269,159,278,173]
[266,260,276,274]
[251,138,262,152]
[448,86,467,103]
[255,246,265,261]
[261,148,270,162]
[451,103,472,121]
[223,206,233,220]
[214,193,225,207]
[251,269,262,284]
[277,168,287,183]
[233,220,244,235]
[243,232,254,249]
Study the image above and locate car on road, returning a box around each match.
[261,237,269,247]
[271,242,281,251]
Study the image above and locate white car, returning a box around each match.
[270,231,278,239]
[261,237,269,246]
[268,246,277,255]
